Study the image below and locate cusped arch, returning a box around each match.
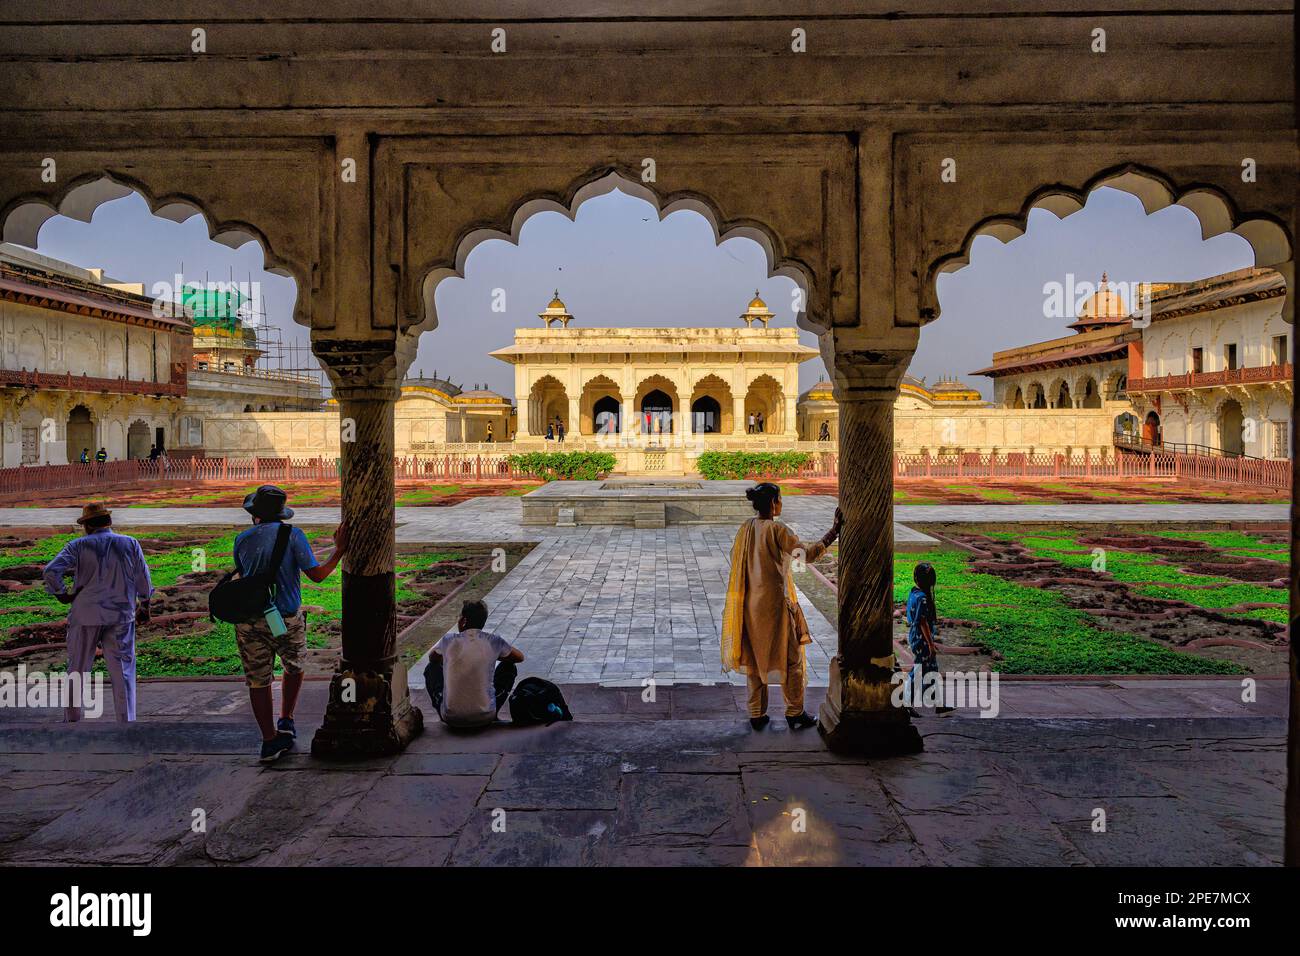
[417,169,819,338]
[928,164,1294,322]
[0,173,303,321]
[690,372,733,396]
[3,173,290,271]
[581,372,621,396]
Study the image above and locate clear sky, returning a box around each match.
[23,183,1254,400]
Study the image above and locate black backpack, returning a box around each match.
[209,523,293,625]
[508,677,574,726]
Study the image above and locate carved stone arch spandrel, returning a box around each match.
[380,134,858,379]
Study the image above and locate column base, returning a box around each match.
[817,656,923,757]
[310,664,423,760]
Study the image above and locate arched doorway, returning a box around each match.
[641,388,674,436]
[1054,381,1072,409]
[1218,399,1245,456]
[1080,377,1102,408]
[126,419,151,459]
[528,375,569,437]
[1030,384,1047,409]
[66,405,94,464]
[1009,386,1025,409]
[593,395,620,434]
[691,395,721,434]
[1142,411,1161,445]
[744,374,783,433]
[690,374,734,434]
[1114,412,1139,440]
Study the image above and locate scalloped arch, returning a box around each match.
[580,373,622,394]
[745,371,783,391]
[1,172,300,283]
[690,372,733,394]
[416,170,816,338]
[929,164,1293,322]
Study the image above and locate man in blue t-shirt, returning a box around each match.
[232,485,348,763]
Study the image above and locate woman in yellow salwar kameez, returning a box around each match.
[721,482,842,730]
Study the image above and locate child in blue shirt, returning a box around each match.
[905,562,952,716]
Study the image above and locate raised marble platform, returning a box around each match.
[521,479,756,528]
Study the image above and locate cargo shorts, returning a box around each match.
[234,610,307,688]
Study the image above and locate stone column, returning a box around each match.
[311,380,423,758]
[732,394,747,435]
[818,388,922,756]
[567,395,581,438]
[784,394,798,437]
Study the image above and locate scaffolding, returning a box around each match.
[186,268,327,407]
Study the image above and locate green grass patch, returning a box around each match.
[1,529,468,678]
[895,549,1242,675]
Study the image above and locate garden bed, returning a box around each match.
[1,480,543,510]
[0,526,531,679]
[809,524,1290,676]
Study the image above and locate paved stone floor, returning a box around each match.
[0,681,1285,866]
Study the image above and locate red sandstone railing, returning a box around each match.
[0,367,185,397]
[892,449,1290,490]
[0,447,1288,500]
[1128,362,1292,393]
[0,454,526,500]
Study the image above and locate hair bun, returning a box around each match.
[745,488,758,501]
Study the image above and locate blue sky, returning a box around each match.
[24,184,1253,400]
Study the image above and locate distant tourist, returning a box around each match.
[486,422,494,443]
[819,421,831,442]
[147,444,160,461]
[41,503,153,722]
[720,482,842,731]
[747,412,756,434]
[904,561,952,717]
[94,447,107,463]
[423,599,524,728]
[231,485,349,763]
[79,447,89,464]
[545,422,555,441]
[556,419,565,442]
[756,411,765,433]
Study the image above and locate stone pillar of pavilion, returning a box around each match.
[309,347,423,757]
[818,351,922,756]
[732,394,747,435]
[567,395,581,438]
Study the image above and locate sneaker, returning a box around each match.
[277,717,297,738]
[905,706,924,719]
[259,733,295,764]
[749,715,771,731]
[786,712,818,730]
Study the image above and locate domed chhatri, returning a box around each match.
[1069,271,1130,331]
[539,290,574,327]
[740,290,775,327]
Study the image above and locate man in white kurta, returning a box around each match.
[42,503,153,722]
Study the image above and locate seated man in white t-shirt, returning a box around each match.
[423,599,525,727]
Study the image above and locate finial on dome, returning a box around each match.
[540,290,574,327]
